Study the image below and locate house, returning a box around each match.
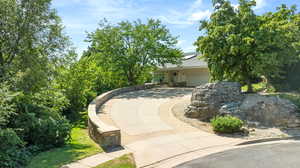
[153,52,210,87]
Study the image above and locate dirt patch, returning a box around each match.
[172,99,214,133]
[172,98,300,140]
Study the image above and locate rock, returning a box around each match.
[238,94,300,128]
[219,102,243,118]
[185,81,300,128]
[220,94,300,128]
[185,82,244,120]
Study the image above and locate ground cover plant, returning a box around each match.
[211,116,244,133]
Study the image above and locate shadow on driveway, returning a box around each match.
[115,88,193,99]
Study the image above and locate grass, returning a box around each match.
[26,127,103,168]
[93,154,136,168]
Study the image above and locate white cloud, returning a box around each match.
[177,40,186,46]
[53,0,145,20]
[232,4,239,10]
[159,0,211,26]
[254,0,266,10]
[191,0,203,10]
[52,0,148,55]
[188,10,211,21]
[183,45,197,52]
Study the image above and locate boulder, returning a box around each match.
[185,82,244,120]
[218,94,300,128]
[185,82,300,128]
[241,94,300,128]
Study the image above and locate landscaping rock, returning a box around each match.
[218,94,300,128]
[239,94,300,128]
[185,82,244,120]
[185,81,300,128]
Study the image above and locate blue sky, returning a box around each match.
[52,0,300,56]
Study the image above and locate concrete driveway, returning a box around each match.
[99,88,245,167]
[175,141,300,168]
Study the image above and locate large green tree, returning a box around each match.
[0,1,73,167]
[195,0,300,92]
[85,19,183,85]
[0,0,73,92]
[260,5,300,91]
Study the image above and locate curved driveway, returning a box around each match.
[99,88,245,167]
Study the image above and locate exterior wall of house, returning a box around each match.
[184,68,210,86]
[154,68,210,87]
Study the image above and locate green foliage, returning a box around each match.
[211,116,244,133]
[0,84,17,127]
[268,60,300,92]
[0,129,30,168]
[13,114,71,150]
[27,128,103,168]
[56,57,116,120]
[6,88,72,150]
[1,1,74,167]
[195,0,300,92]
[86,19,183,85]
[0,0,73,93]
[241,81,275,93]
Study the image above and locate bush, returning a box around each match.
[211,116,243,133]
[13,113,71,150]
[0,84,17,127]
[0,129,30,168]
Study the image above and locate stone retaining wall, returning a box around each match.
[88,83,156,148]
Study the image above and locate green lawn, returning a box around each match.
[27,127,103,168]
[94,154,136,168]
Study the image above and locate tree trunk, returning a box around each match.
[247,79,253,93]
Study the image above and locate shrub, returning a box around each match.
[211,116,243,133]
[0,84,17,127]
[13,113,72,150]
[0,129,30,168]
[10,89,72,150]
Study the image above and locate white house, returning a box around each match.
[153,52,210,87]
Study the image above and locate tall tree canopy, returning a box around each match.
[195,0,300,92]
[0,0,73,92]
[0,1,74,167]
[85,19,183,85]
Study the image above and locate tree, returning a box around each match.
[0,1,73,167]
[195,0,300,92]
[0,0,72,93]
[259,5,300,91]
[85,19,183,85]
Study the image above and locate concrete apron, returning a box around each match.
[100,88,246,168]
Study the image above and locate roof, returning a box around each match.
[159,52,208,71]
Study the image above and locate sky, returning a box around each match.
[51,0,300,56]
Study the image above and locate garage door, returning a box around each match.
[186,69,209,87]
